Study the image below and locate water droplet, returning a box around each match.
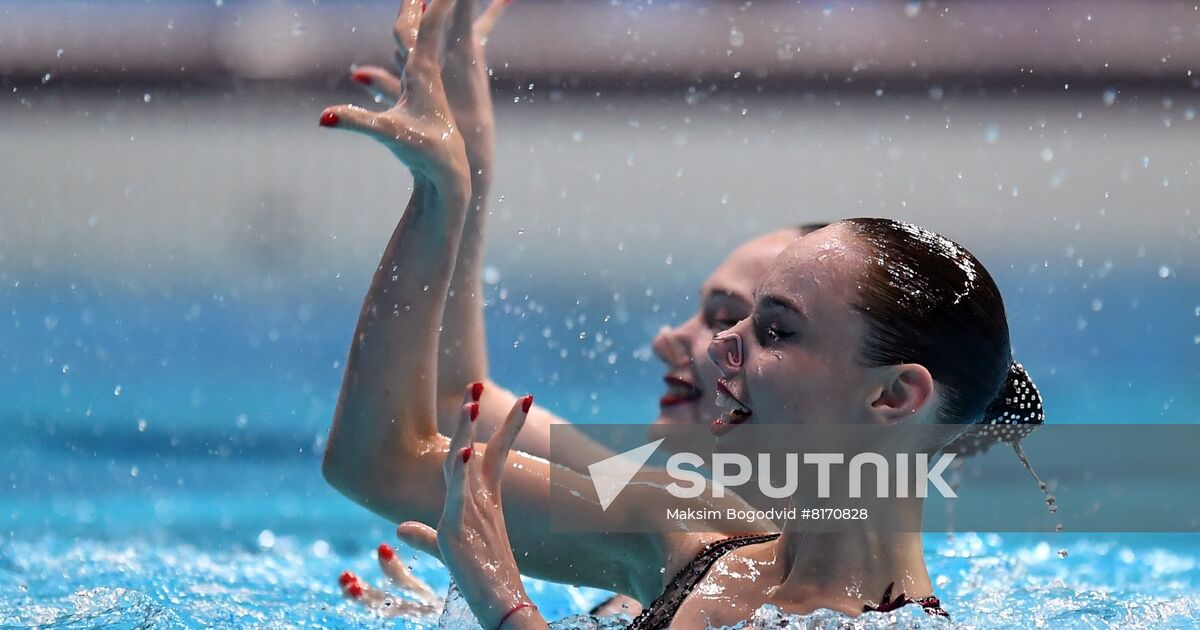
[1157,265,1171,278]
[61,364,70,374]
[114,385,122,396]
[1040,147,1054,162]
[1057,548,1069,559]
[1091,299,1103,312]
[516,228,525,236]
[928,85,945,101]
[571,130,584,142]
[56,48,64,58]
[729,27,744,47]
[1102,88,1118,106]
[904,1,921,17]
[291,22,306,36]
[215,0,224,6]
[983,124,1000,144]
[137,418,147,431]
[41,73,52,84]
[257,529,276,549]
[143,93,152,103]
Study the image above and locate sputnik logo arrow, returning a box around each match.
[588,439,664,511]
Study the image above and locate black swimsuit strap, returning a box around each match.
[628,533,780,630]
[626,535,949,628]
[862,581,950,618]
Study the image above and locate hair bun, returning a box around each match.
[946,362,1044,456]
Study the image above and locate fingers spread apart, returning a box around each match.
[351,66,405,106]
[481,394,531,486]
[473,0,511,41]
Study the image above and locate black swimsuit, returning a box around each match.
[628,533,948,629]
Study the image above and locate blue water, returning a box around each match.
[3,249,1199,627]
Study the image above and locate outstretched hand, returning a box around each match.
[350,0,510,167]
[320,0,470,192]
[397,385,548,630]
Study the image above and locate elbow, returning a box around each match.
[322,445,361,500]
[321,431,424,520]
[321,429,382,505]
[323,446,391,512]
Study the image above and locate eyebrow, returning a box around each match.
[758,293,808,319]
[703,287,751,305]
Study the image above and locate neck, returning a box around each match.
[768,499,932,614]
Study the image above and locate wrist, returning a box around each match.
[419,162,472,212]
[476,587,535,630]
[494,601,541,630]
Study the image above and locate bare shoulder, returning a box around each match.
[618,478,754,598]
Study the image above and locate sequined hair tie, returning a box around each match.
[976,361,1045,442]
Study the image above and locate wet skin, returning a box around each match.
[651,229,804,438]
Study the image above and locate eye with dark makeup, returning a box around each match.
[753,313,795,345]
[702,293,750,332]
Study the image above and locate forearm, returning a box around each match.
[355,432,665,600]
[324,173,471,499]
[436,166,492,402]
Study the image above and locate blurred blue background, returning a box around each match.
[1,0,1198,627]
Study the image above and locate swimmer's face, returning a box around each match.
[650,229,799,437]
[707,226,877,435]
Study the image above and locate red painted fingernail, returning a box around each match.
[351,72,372,86]
[377,543,395,561]
[522,394,534,413]
[421,1,427,12]
[460,447,472,463]
[469,402,480,422]
[338,571,357,586]
[470,381,484,401]
[348,582,364,598]
[319,110,338,127]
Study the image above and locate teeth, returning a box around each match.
[723,412,749,425]
[715,383,750,414]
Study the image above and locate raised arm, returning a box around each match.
[318,0,686,600]
[321,0,472,493]
[338,0,610,473]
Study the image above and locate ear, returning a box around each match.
[868,364,935,425]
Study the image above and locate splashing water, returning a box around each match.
[4,532,1200,629]
[1011,440,1059,517]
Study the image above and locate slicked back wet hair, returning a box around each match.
[837,218,1012,425]
[796,222,829,235]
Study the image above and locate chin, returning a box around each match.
[649,407,703,437]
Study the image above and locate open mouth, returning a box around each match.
[711,380,752,436]
[659,375,704,408]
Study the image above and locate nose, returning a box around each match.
[708,329,745,377]
[652,325,691,368]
